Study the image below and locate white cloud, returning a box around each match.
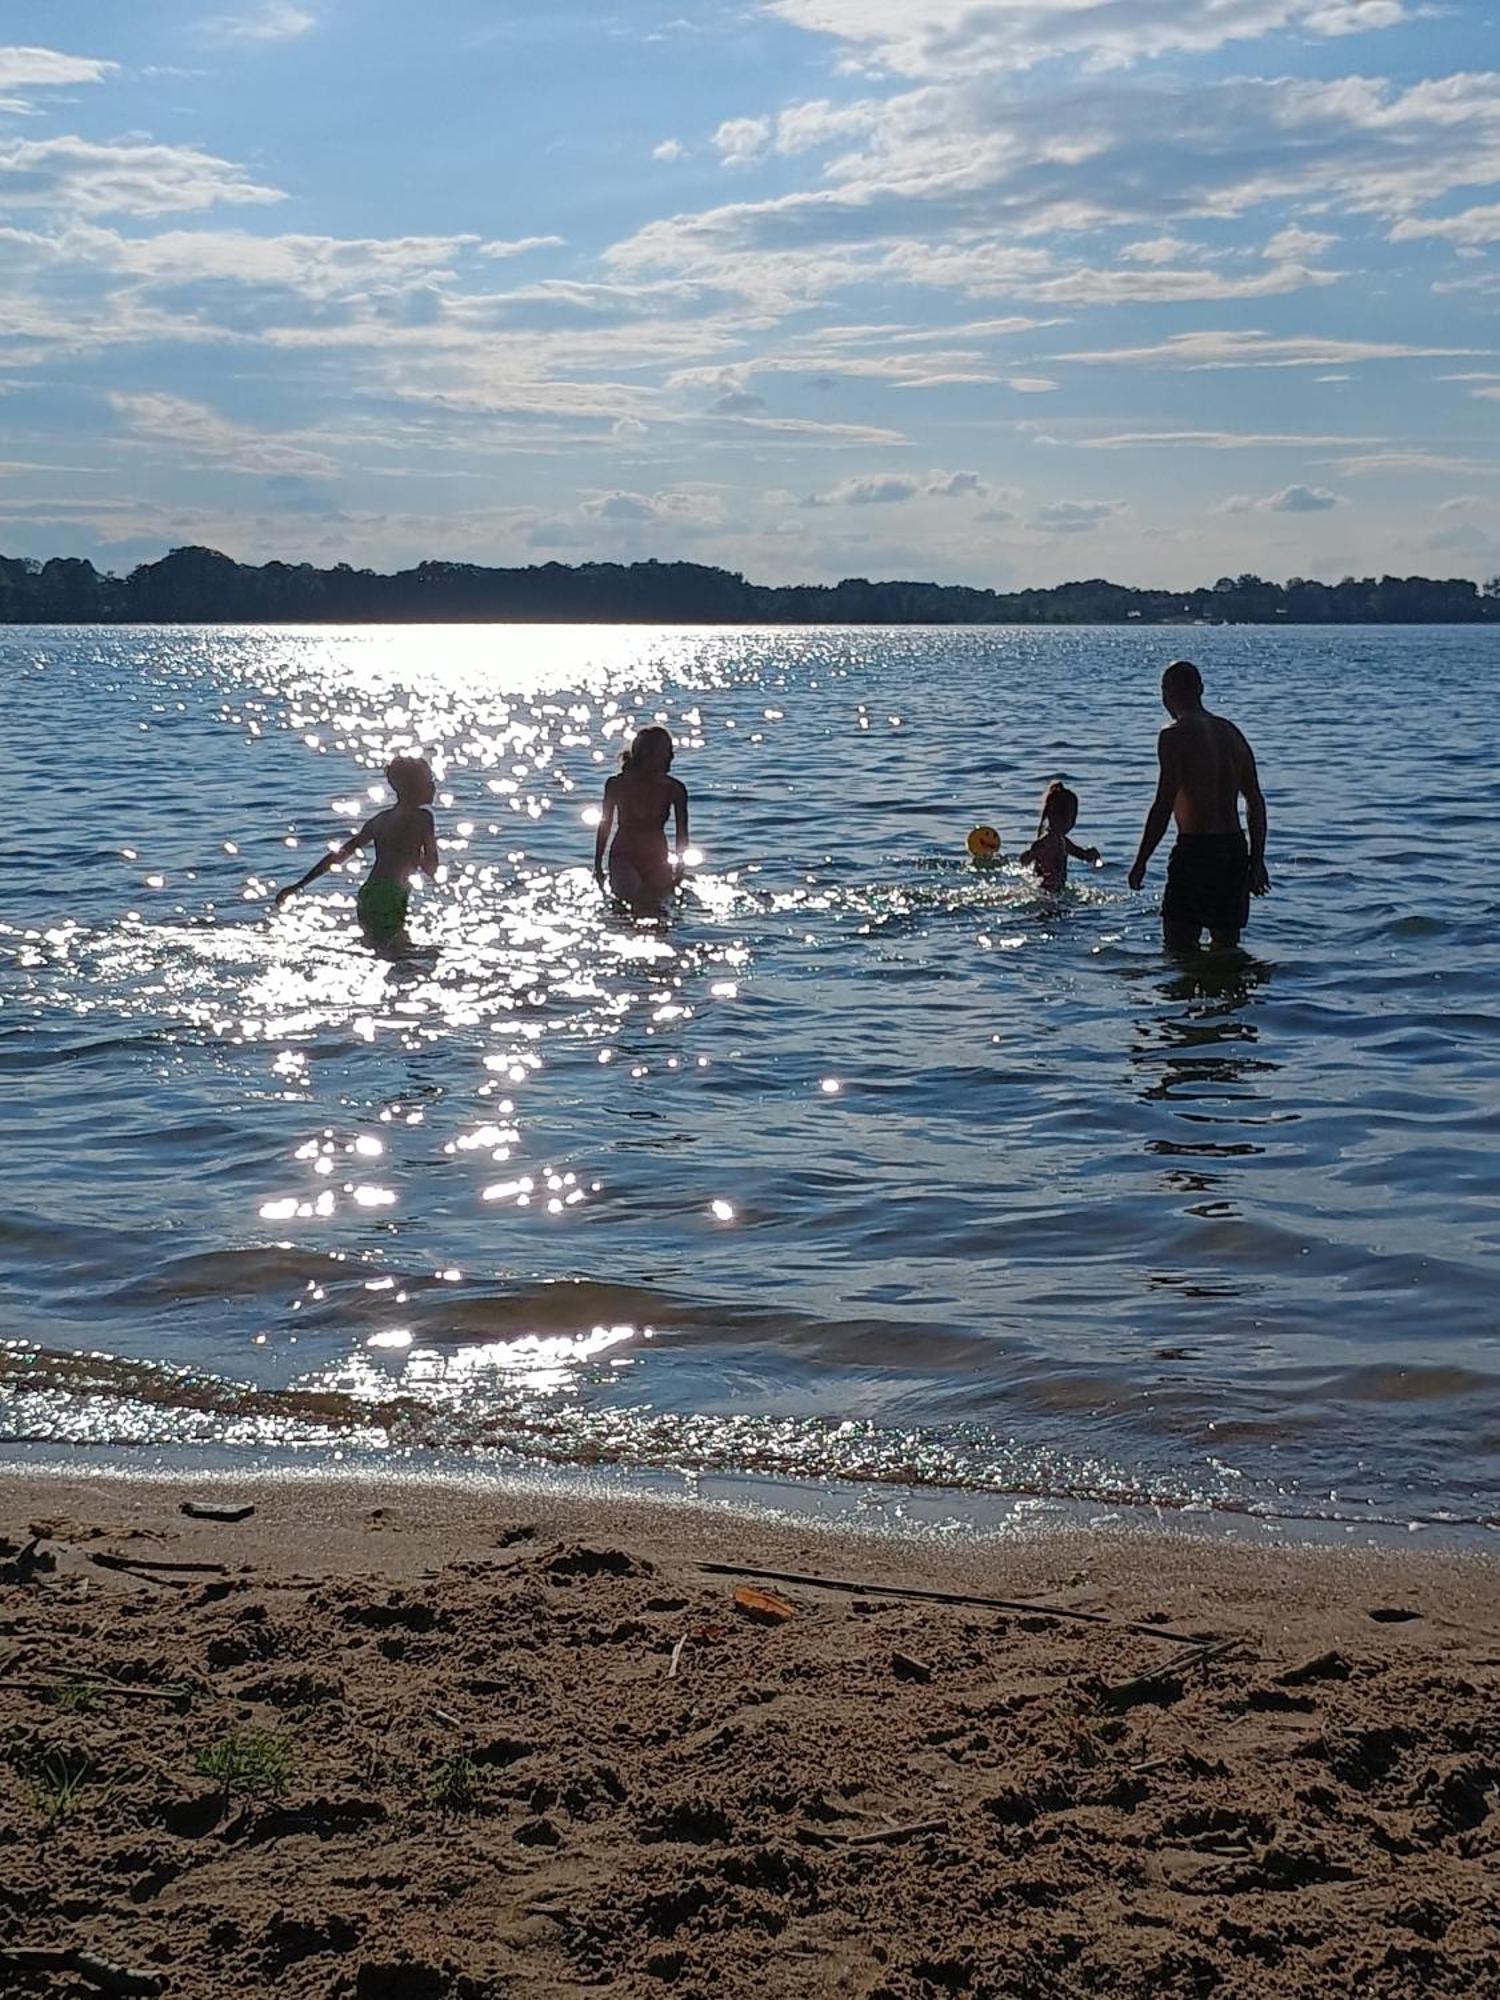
[108,391,337,477]
[1325,449,1500,475]
[1119,235,1191,264]
[477,235,566,260]
[1073,428,1380,449]
[1221,484,1344,512]
[1024,260,1336,305]
[0,46,116,90]
[760,0,1406,79]
[652,139,686,162]
[202,4,317,43]
[1009,377,1057,393]
[1055,331,1483,370]
[816,467,989,504]
[1264,224,1337,259]
[1030,498,1127,533]
[1391,202,1500,245]
[0,136,283,217]
[713,116,772,165]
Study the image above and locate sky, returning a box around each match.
[1,0,1498,587]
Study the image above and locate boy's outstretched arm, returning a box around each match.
[419,808,440,882]
[274,821,372,908]
[1128,733,1177,891]
[1066,839,1101,863]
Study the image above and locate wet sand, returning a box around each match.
[2,1469,1499,1998]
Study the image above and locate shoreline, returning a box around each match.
[3,1466,1499,1996]
[4,1445,1496,1558]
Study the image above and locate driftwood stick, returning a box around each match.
[0,1946,167,1995]
[0,1679,190,1702]
[179,1501,255,1522]
[667,1635,687,1679]
[88,1552,228,1568]
[694,1562,1217,1646]
[843,1818,950,1848]
[1095,1639,1238,1711]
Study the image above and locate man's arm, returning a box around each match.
[274,820,373,908]
[1128,731,1177,891]
[1237,733,1270,895]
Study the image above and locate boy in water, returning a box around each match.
[1128,660,1269,950]
[1019,780,1100,893]
[274,754,439,942]
[593,725,689,913]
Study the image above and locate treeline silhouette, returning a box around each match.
[3,546,1498,625]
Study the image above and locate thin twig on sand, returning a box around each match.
[843,1819,950,1848]
[0,1946,167,1996]
[695,1562,1220,1647]
[88,1553,229,1578]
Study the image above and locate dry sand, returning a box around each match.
[1,1469,1498,1999]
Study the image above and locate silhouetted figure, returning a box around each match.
[275,753,439,943]
[1128,661,1268,951]
[593,726,689,914]
[1019,780,1100,892]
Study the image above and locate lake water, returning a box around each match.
[4,623,1499,1533]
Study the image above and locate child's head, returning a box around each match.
[1039,780,1079,835]
[621,725,673,775]
[387,753,435,806]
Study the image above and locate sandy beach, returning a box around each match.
[0,1472,1497,1998]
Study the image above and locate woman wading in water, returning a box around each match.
[593,725,690,913]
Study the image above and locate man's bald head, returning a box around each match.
[1161,659,1204,717]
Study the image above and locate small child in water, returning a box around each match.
[274,753,439,941]
[593,725,689,912]
[1019,780,1100,893]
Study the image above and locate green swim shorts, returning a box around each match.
[357,877,409,940]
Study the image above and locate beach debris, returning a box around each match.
[89,1552,230,1578]
[0,1536,55,1584]
[431,1708,461,1731]
[1096,1640,1236,1712]
[180,1500,256,1523]
[0,1677,192,1706]
[698,1561,1217,1647]
[1278,1649,1353,1686]
[732,1585,795,1625]
[1368,1606,1422,1624]
[891,1651,932,1684]
[843,1818,949,1849]
[0,1946,166,1996]
[667,1634,688,1678]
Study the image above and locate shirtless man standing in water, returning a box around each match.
[1128,660,1269,951]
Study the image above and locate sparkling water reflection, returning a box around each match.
[4,623,1500,1528]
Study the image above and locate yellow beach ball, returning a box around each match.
[967,824,1002,864]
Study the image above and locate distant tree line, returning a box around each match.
[3,545,1499,625]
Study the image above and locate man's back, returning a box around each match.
[1163,709,1255,836]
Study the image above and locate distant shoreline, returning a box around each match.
[4,544,1498,625]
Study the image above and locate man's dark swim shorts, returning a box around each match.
[1163,831,1251,938]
